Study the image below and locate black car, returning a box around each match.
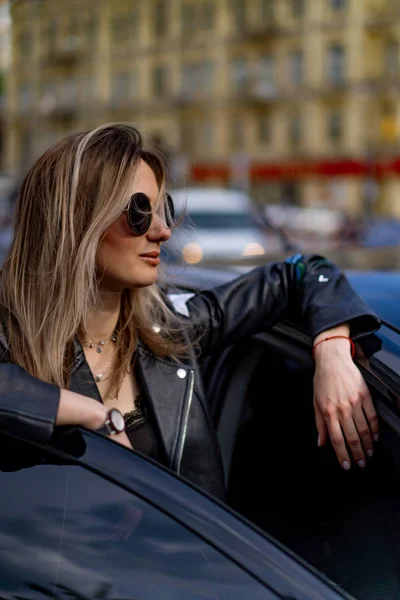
[1,262,400,600]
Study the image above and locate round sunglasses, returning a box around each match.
[123,192,175,236]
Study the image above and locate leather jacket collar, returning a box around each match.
[70,338,195,475]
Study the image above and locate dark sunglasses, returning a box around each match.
[123,192,175,236]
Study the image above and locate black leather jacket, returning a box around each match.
[0,255,380,501]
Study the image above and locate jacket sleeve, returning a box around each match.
[181,254,381,357]
[0,363,60,445]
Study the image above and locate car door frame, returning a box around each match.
[0,422,354,600]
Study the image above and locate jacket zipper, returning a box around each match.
[174,369,195,476]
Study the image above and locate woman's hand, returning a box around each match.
[57,389,133,450]
[313,326,379,470]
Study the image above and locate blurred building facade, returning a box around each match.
[5,0,400,217]
[0,0,10,169]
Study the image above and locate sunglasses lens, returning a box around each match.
[166,193,175,228]
[128,193,152,236]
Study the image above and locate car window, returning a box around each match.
[0,433,278,600]
[184,212,257,229]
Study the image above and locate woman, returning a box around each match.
[0,123,380,501]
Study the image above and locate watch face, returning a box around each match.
[109,408,125,433]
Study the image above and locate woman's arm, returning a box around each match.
[182,254,381,469]
[184,254,380,356]
[0,363,131,449]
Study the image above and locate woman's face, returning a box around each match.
[96,159,171,292]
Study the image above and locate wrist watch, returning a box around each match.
[96,408,126,436]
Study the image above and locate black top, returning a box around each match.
[123,394,163,463]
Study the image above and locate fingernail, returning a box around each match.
[374,434,379,442]
[367,449,374,458]
[317,435,321,447]
[342,461,351,471]
[358,460,366,468]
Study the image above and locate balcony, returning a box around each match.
[361,74,400,95]
[39,94,77,120]
[228,81,280,106]
[365,7,400,29]
[43,36,84,67]
[174,91,214,110]
[241,19,288,41]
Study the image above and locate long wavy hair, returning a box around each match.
[0,123,188,397]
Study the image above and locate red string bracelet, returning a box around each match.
[312,335,355,361]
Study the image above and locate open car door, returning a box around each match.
[203,314,400,600]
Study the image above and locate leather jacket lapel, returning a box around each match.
[136,345,191,471]
[69,339,190,471]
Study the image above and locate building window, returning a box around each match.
[261,0,274,21]
[327,110,342,142]
[17,83,32,110]
[288,113,301,146]
[291,0,304,18]
[385,40,400,77]
[181,120,195,153]
[196,119,214,152]
[289,50,303,85]
[45,17,58,55]
[112,9,139,44]
[231,119,246,150]
[110,72,131,104]
[182,3,195,35]
[87,11,98,49]
[230,57,250,93]
[181,61,214,98]
[153,65,168,95]
[154,0,168,36]
[59,77,79,108]
[232,0,247,31]
[327,44,345,85]
[18,31,32,57]
[203,0,216,29]
[82,76,96,105]
[330,0,345,9]
[257,112,272,143]
[255,55,276,98]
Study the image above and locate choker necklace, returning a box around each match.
[83,333,117,354]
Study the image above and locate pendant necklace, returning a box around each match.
[91,353,115,383]
[83,333,117,354]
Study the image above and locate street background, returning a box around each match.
[1,0,400,268]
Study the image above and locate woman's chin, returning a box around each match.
[98,268,159,292]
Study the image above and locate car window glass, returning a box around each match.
[185,212,256,229]
[0,434,277,600]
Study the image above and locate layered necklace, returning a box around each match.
[82,331,117,383]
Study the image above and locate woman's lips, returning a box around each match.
[140,252,160,266]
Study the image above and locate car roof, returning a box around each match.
[170,187,252,214]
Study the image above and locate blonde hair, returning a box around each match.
[0,123,188,397]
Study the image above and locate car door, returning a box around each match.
[0,426,351,600]
[207,313,400,600]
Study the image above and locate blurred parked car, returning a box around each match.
[264,204,362,250]
[165,186,281,264]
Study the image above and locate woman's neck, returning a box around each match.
[81,292,122,343]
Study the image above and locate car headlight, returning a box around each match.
[182,242,204,264]
[242,242,265,257]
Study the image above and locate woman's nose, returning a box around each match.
[147,215,171,243]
